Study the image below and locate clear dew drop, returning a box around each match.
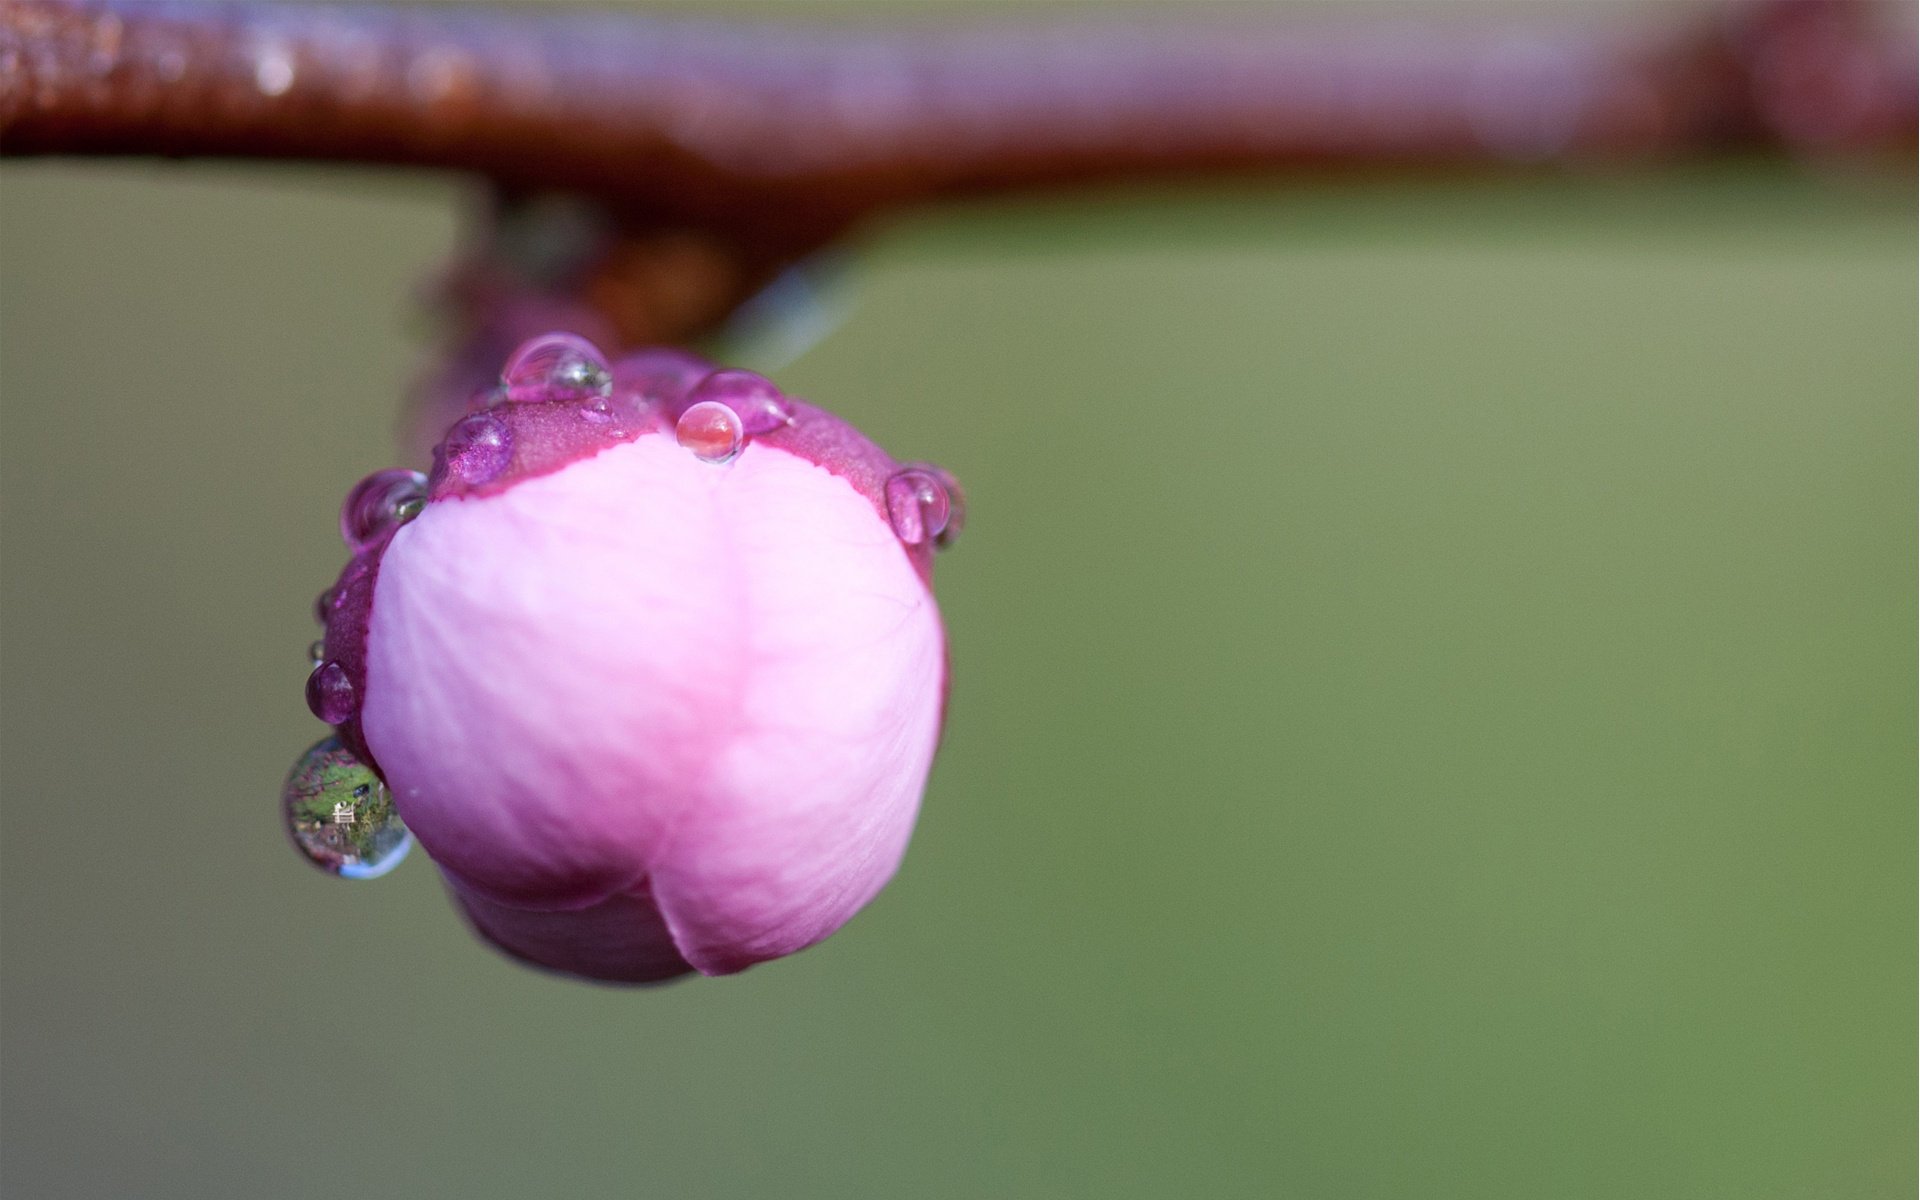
[675,400,745,464]
[339,468,428,552]
[307,639,326,664]
[305,660,357,725]
[438,410,514,486]
[501,332,613,404]
[282,736,412,880]
[685,368,792,434]
[884,468,953,547]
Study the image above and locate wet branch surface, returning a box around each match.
[2,0,1912,420]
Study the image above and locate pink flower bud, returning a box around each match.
[295,337,961,984]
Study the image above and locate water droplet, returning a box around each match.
[283,736,412,879]
[676,401,745,464]
[501,332,612,404]
[885,469,952,547]
[307,639,326,664]
[313,587,339,625]
[685,368,792,434]
[339,468,428,552]
[438,411,514,487]
[932,468,966,549]
[305,660,356,725]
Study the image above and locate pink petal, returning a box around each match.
[360,434,945,979]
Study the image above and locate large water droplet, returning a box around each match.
[438,411,514,487]
[339,468,428,552]
[305,660,356,724]
[501,332,612,404]
[884,468,952,547]
[685,368,792,434]
[675,400,745,464]
[283,736,412,879]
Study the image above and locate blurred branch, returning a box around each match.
[1,0,1911,442]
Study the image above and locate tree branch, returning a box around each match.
[3,0,1910,452]
[7,1,1912,229]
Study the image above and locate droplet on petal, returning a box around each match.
[339,468,429,552]
[306,660,357,724]
[675,400,745,464]
[437,411,514,486]
[930,467,966,549]
[283,736,413,879]
[313,587,340,625]
[685,368,792,434]
[884,468,952,547]
[501,332,612,404]
[307,639,326,664]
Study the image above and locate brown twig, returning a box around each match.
[8,2,1914,220]
[2,0,1911,447]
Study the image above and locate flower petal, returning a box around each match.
[360,433,944,978]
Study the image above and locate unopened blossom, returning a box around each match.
[287,334,961,984]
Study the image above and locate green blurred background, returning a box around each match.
[1,72,1913,1200]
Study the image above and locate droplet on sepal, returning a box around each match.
[676,400,745,464]
[501,333,612,404]
[306,660,356,724]
[685,368,792,434]
[884,468,952,547]
[339,468,429,552]
[283,736,412,879]
[437,411,514,486]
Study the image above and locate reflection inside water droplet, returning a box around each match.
[305,660,356,724]
[675,400,745,464]
[884,468,951,547]
[437,411,514,487]
[501,332,612,404]
[340,468,428,552]
[282,736,412,879]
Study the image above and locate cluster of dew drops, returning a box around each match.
[283,333,963,880]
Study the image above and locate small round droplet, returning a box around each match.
[885,468,952,547]
[685,368,792,434]
[313,587,339,625]
[438,411,514,487]
[282,736,412,879]
[307,639,326,664]
[676,400,745,464]
[305,660,357,725]
[339,468,428,552]
[501,332,612,404]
